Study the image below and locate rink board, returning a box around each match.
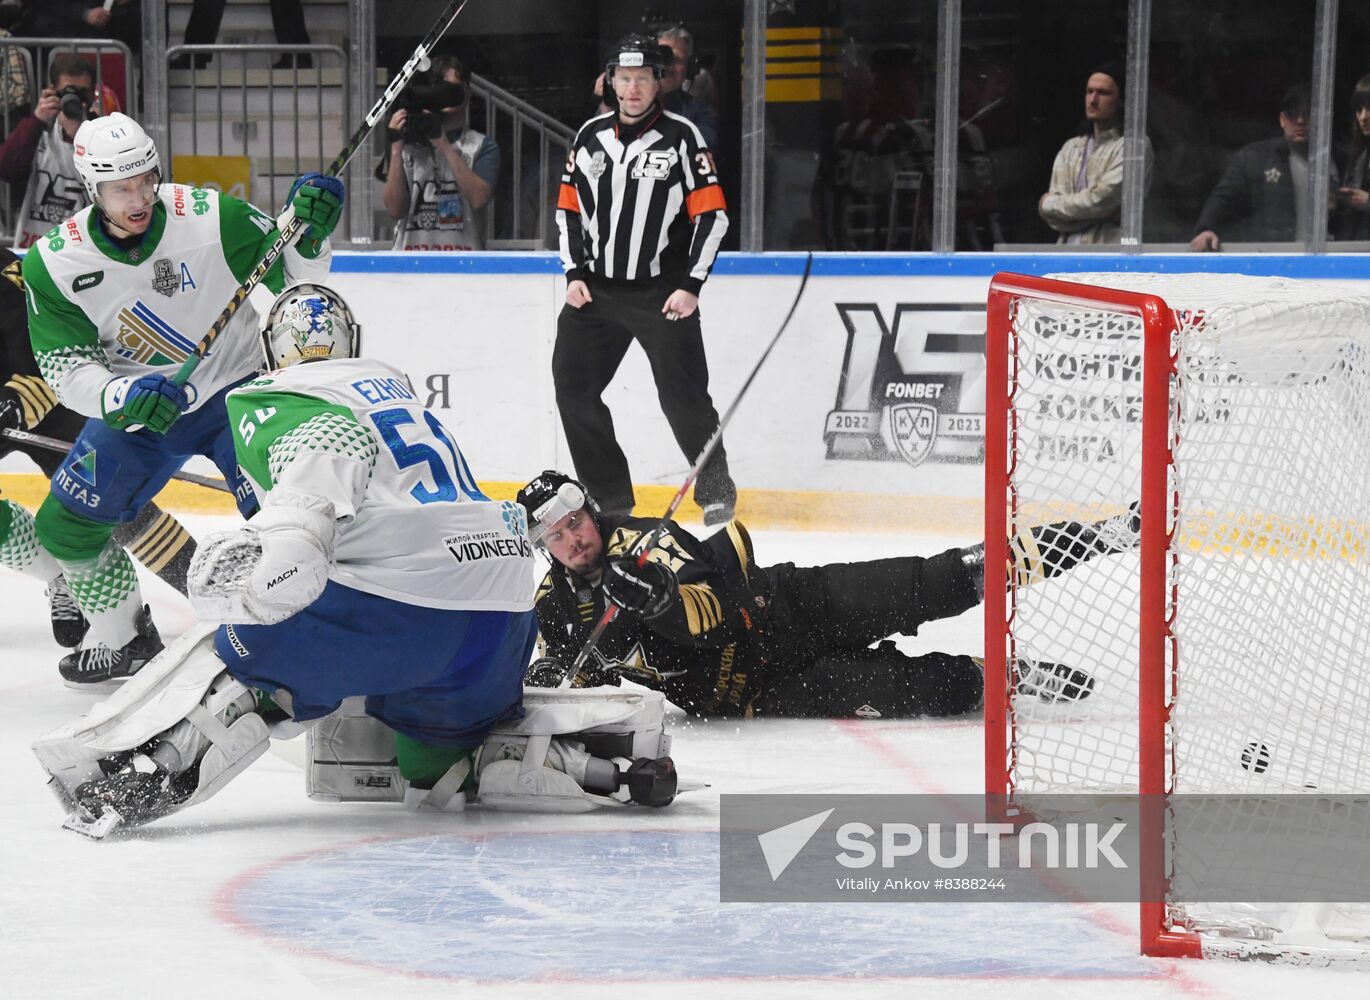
[6,252,1369,535]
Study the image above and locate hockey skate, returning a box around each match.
[67,740,198,833]
[1016,658,1095,704]
[45,575,89,649]
[1090,501,1142,554]
[58,605,163,688]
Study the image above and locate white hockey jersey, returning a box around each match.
[23,183,331,418]
[13,118,87,251]
[227,357,534,612]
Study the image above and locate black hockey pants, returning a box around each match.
[552,278,735,514]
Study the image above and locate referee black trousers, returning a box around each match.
[553,280,735,515]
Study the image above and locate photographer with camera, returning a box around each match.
[0,53,108,250]
[381,55,500,252]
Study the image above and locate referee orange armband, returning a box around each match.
[686,185,727,220]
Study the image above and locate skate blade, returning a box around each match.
[61,808,122,839]
[676,778,712,795]
[61,676,128,693]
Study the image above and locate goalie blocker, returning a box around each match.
[33,627,680,837]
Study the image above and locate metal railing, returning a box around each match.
[0,37,136,245]
[163,43,352,239]
[467,72,575,250]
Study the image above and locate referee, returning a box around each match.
[554,34,735,526]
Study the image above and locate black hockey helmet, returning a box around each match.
[605,34,668,83]
[517,470,600,546]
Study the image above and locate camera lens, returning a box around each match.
[58,86,88,122]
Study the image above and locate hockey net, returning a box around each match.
[984,271,1370,964]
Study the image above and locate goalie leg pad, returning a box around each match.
[303,700,477,811]
[33,623,271,831]
[475,687,673,812]
[306,697,407,803]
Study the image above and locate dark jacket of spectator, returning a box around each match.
[20,1,140,56]
[1335,142,1370,241]
[1193,137,1331,243]
[662,89,718,152]
[0,110,41,182]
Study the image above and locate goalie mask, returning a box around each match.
[517,471,599,547]
[261,283,361,369]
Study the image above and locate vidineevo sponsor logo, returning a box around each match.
[443,529,533,563]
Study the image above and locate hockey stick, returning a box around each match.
[169,0,473,387]
[1,427,232,494]
[558,252,816,687]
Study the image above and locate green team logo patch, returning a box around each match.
[72,271,104,292]
[192,188,210,216]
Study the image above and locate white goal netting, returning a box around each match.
[993,272,1370,958]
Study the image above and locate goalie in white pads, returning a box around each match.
[33,284,678,836]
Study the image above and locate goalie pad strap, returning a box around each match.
[417,757,471,811]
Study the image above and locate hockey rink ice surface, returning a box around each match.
[3,515,1367,1000]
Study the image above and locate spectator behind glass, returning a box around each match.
[655,24,719,152]
[382,55,501,252]
[1190,84,1336,251]
[0,53,114,249]
[21,1,141,57]
[172,0,313,71]
[1335,74,1370,242]
[1038,63,1152,245]
[0,7,31,136]
[814,47,932,250]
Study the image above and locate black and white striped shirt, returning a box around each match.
[557,105,728,294]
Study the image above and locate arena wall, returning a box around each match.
[5,253,1367,535]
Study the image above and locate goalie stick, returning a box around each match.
[557,253,816,688]
[2,427,231,493]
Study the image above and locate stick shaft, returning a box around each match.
[561,254,815,685]
[2,427,232,493]
[172,0,473,385]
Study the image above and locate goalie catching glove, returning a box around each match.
[603,557,677,618]
[189,487,337,625]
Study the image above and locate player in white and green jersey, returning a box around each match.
[37,283,539,829]
[21,112,344,686]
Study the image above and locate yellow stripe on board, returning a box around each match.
[764,27,841,41]
[0,474,985,536]
[764,42,824,56]
[764,61,829,76]
[765,76,841,103]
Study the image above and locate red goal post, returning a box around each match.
[984,271,1192,958]
[983,270,1370,963]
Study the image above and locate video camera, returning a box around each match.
[392,81,466,144]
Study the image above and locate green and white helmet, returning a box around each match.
[261,282,361,369]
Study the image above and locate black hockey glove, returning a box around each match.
[603,558,678,619]
[525,656,568,687]
[0,385,23,432]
